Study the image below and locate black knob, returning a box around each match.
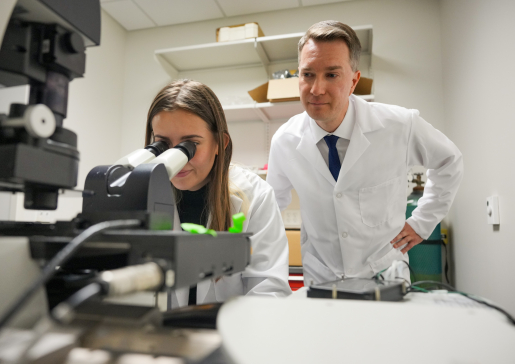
[62,32,84,54]
[145,140,169,156]
[9,103,27,118]
[174,141,196,161]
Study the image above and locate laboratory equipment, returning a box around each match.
[307,278,405,301]
[0,2,252,363]
[0,0,101,210]
[406,173,446,283]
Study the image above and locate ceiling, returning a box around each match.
[100,0,355,31]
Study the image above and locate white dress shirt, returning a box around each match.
[310,97,355,169]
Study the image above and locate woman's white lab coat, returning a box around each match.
[170,165,292,307]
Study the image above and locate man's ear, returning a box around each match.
[349,70,361,95]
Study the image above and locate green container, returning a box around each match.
[406,191,442,283]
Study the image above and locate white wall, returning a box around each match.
[119,0,446,170]
[55,10,128,221]
[441,0,515,314]
[3,10,128,222]
[67,11,128,189]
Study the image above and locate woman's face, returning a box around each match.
[152,109,219,191]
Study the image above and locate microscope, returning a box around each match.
[0,1,251,362]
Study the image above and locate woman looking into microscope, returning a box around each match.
[145,79,291,307]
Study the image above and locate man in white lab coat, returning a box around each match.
[267,20,463,285]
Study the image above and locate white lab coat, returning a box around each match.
[170,165,292,307]
[267,95,463,285]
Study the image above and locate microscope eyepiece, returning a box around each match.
[174,140,196,161]
[145,140,169,156]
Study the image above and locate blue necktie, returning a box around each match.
[324,135,341,181]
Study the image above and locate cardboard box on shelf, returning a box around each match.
[354,76,373,95]
[247,82,269,103]
[247,78,300,103]
[267,78,300,103]
[216,22,265,42]
[247,76,373,104]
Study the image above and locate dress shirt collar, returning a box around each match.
[309,97,355,143]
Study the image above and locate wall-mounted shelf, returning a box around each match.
[155,25,373,75]
[224,101,303,123]
[223,95,374,123]
[154,25,374,124]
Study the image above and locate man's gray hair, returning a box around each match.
[298,20,361,72]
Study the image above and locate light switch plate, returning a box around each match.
[486,196,500,225]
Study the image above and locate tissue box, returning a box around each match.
[216,22,265,42]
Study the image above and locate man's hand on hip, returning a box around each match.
[391,222,423,254]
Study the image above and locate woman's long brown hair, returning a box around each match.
[144,80,233,231]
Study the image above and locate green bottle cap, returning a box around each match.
[228,212,246,233]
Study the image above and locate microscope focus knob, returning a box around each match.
[62,32,85,54]
[2,104,56,138]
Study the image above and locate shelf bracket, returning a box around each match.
[253,104,269,123]
[154,54,179,78]
[254,39,270,68]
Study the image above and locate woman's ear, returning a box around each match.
[223,132,230,150]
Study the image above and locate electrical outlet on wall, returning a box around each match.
[486,196,500,225]
[281,209,302,228]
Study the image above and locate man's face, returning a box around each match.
[299,39,360,132]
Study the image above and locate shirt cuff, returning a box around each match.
[406,217,432,240]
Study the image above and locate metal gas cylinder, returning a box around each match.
[406,173,443,283]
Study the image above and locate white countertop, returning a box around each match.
[218,291,515,364]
